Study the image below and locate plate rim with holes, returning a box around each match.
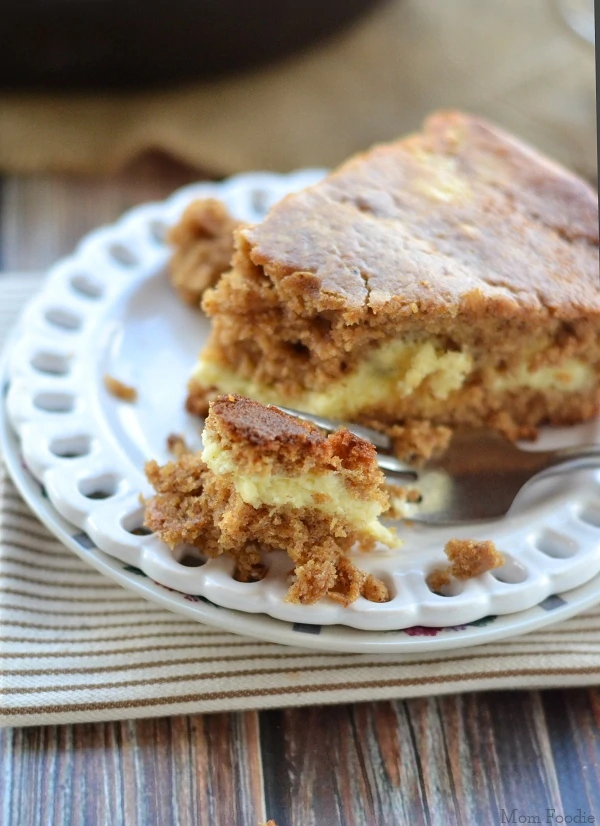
[4,380,600,653]
[3,169,600,641]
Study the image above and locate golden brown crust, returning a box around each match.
[244,110,599,321]
[168,198,240,306]
[206,393,329,475]
[210,393,324,451]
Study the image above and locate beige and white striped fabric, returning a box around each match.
[2,274,600,728]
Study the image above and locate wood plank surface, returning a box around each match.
[0,713,266,826]
[259,695,584,826]
[1,153,600,826]
[2,692,600,825]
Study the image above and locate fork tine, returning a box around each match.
[375,453,418,477]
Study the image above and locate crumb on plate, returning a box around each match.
[427,538,504,592]
[445,538,505,580]
[104,374,138,403]
[426,567,453,592]
[362,573,391,603]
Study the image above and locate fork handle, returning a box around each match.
[543,443,600,471]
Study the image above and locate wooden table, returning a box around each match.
[1,155,599,826]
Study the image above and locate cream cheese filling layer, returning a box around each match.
[202,430,397,547]
[195,338,472,419]
[490,359,594,393]
[194,336,594,420]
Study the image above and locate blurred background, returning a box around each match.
[0,0,595,270]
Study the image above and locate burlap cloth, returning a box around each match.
[0,0,596,181]
[3,274,600,728]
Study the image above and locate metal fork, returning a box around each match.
[275,406,600,524]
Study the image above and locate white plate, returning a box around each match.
[4,170,600,638]
[5,390,600,654]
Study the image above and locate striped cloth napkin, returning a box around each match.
[2,274,600,728]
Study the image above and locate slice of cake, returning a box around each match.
[168,198,240,306]
[144,394,397,605]
[188,111,600,446]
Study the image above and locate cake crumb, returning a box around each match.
[426,567,453,592]
[104,374,138,403]
[166,433,191,458]
[327,555,367,606]
[428,539,504,592]
[445,538,504,580]
[233,544,267,583]
[286,558,337,605]
[362,574,390,603]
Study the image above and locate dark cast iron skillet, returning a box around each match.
[1,0,386,89]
